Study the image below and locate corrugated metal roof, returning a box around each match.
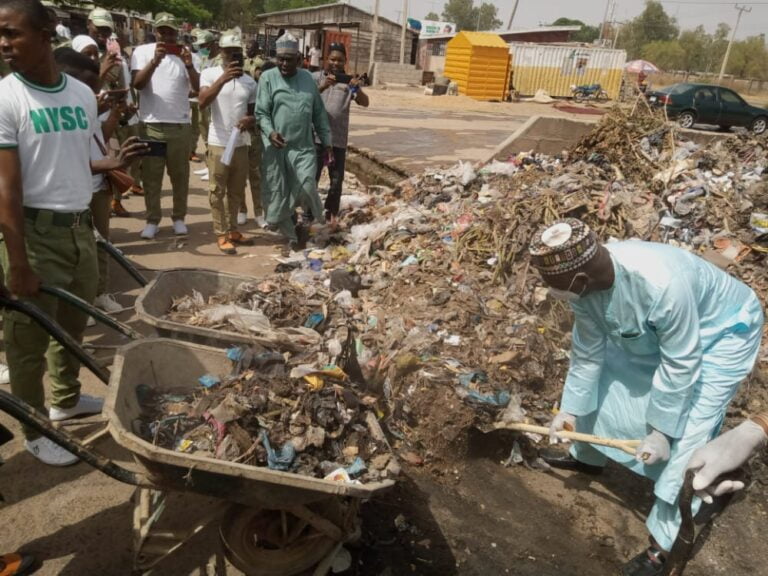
[449,31,508,48]
[424,26,582,42]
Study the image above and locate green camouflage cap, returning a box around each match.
[193,29,216,47]
[153,12,179,31]
[88,8,114,30]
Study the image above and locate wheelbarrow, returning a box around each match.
[0,291,397,576]
[135,268,322,352]
[98,243,307,353]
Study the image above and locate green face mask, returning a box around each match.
[198,47,210,58]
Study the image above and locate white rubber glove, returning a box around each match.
[636,429,671,465]
[686,419,767,503]
[549,411,576,444]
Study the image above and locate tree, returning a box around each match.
[476,3,502,30]
[550,17,600,44]
[442,0,475,30]
[641,40,685,71]
[617,1,679,59]
[98,0,218,23]
[442,0,501,31]
[727,35,768,80]
[425,12,440,21]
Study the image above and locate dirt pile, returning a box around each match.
[157,105,768,473]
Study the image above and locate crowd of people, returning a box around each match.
[0,2,369,571]
[0,1,766,575]
[0,0,370,459]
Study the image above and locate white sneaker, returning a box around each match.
[237,212,247,226]
[255,216,268,229]
[141,223,159,240]
[94,293,123,313]
[0,363,9,385]
[25,436,79,466]
[200,174,209,181]
[173,220,188,235]
[86,316,96,327]
[193,167,209,176]
[49,394,104,422]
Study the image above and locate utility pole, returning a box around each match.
[507,0,520,30]
[598,0,612,42]
[607,0,616,46]
[368,0,379,73]
[399,0,408,64]
[718,4,751,84]
[476,1,483,30]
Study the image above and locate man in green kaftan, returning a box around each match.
[256,32,331,248]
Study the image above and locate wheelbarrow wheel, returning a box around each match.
[220,502,341,576]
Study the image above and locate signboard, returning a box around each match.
[407,19,456,37]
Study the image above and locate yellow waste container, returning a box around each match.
[444,32,511,101]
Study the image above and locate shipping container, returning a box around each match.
[444,32,511,101]
[509,43,626,100]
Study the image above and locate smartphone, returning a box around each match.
[231,53,244,68]
[106,37,122,58]
[162,43,183,56]
[104,88,128,102]
[332,72,353,85]
[137,139,167,157]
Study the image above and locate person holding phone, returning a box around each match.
[313,42,368,222]
[256,33,331,252]
[131,12,199,240]
[198,29,257,255]
[54,47,146,324]
[238,41,266,227]
[189,28,219,165]
[87,8,144,208]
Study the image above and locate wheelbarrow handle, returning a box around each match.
[96,237,148,287]
[0,294,110,385]
[663,467,744,575]
[0,388,146,487]
[40,284,142,341]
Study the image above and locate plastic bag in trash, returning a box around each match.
[260,430,296,471]
[201,304,272,333]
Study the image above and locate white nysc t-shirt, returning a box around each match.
[131,43,192,124]
[200,66,257,148]
[0,73,96,211]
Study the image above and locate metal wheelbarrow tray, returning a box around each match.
[0,291,395,575]
[106,337,395,509]
[135,268,263,348]
[106,338,395,574]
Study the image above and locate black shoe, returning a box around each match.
[621,547,666,576]
[539,447,604,475]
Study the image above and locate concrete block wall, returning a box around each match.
[372,63,423,87]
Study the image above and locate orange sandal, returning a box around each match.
[0,553,36,576]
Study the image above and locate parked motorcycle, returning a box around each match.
[571,83,609,103]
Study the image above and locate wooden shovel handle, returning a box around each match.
[494,422,642,456]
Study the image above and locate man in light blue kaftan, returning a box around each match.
[529,218,763,576]
[255,33,331,248]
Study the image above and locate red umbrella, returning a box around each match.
[625,59,660,73]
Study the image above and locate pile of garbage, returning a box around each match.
[135,344,399,484]
[158,105,768,468]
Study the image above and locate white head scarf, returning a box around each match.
[72,35,98,54]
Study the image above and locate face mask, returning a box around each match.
[548,273,589,302]
[198,48,210,58]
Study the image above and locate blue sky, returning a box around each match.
[347,1,767,39]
